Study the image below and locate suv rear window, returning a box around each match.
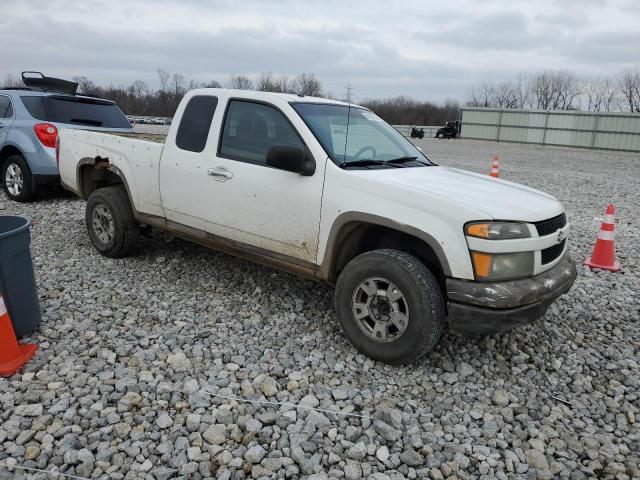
[20,95,131,128]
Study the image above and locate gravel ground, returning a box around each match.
[1,138,639,480]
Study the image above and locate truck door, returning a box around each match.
[160,95,325,265]
[0,95,14,145]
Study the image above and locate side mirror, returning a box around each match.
[266,145,315,176]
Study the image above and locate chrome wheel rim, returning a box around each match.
[351,277,409,343]
[92,204,114,244]
[5,163,23,196]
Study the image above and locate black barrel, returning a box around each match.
[0,216,41,338]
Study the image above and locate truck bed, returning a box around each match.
[58,128,166,218]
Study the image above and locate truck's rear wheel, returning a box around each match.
[86,186,139,258]
[2,155,34,202]
[335,249,445,364]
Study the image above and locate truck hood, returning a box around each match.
[364,166,563,222]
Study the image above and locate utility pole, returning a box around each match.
[344,84,353,103]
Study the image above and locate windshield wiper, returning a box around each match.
[386,156,430,166]
[341,159,404,169]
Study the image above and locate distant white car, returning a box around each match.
[58,88,576,363]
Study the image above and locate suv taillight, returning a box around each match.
[55,135,61,165]
[34,123,58,148]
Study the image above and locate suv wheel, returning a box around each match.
[86,186,139,257]
[335,249,445,364]
[437,132,444,139]
[2,155,34,202]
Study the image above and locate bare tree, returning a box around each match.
[157,70,170,91]
[130,80,149,98]
[492,81,521,108]
[228,75,253,90]
[2,73,23,87]
[618,68,640,112]
[204,80,222,88]
[582,76,617,112]
[157,70,172,117]
[170,74,187,97]
[73,76,98,95]
[276,75,294,93]
[292,73,322,96]
[554,70,581,110]
[467,82,495,107]
[256,72,278,92]
[532,71,555,109]
[530,70,580,110]
[256,72,295,93]
[514,74,534,108]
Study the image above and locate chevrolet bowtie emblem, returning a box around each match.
[557,229,566,244]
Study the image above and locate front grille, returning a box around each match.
[541,240,566,264]
[534,213,567,236]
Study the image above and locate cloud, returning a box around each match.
[1,0,638,101]
[414,12,551,51]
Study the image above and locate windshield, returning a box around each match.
[291,103,432,168]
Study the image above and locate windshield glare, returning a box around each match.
[292,103,430,166]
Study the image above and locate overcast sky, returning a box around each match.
[2,0,639,102]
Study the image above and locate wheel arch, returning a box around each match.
[0,144,25,168]
[76,156,134,204]
[319,212,451,286]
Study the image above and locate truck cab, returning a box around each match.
[58,88,576,363]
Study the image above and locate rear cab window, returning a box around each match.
[20,95,131,128]
[175,96,218,153]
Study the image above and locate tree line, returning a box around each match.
[2,70,460,125]
[467,68,640,112]
[4,68,640,123]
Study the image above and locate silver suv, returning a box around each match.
[0,72,133,202]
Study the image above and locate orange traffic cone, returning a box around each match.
[490,155,500,178]
[0,294,38,377]
[584,204,620,272]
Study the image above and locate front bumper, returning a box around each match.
[446,255,577,335]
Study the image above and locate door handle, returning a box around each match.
[207,167,233,181]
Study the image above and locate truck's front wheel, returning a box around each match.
[86,186,139,258]
[335,249,445,364]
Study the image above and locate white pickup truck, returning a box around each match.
[58,89,577,363]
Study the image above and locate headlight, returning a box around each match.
[470,251,534,281]
[466,222,530,240]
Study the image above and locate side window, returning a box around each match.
[0,96,12,118]
[220,100,303,165]
[175,96,218,153]
[20,96,47,120]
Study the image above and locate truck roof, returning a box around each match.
[189,88,357,108]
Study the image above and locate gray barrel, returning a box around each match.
[0,216,41,338]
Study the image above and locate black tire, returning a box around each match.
[335,249,445,364]
[86,186,139,258]
[2,154,35,202]
[436,132,444,139]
